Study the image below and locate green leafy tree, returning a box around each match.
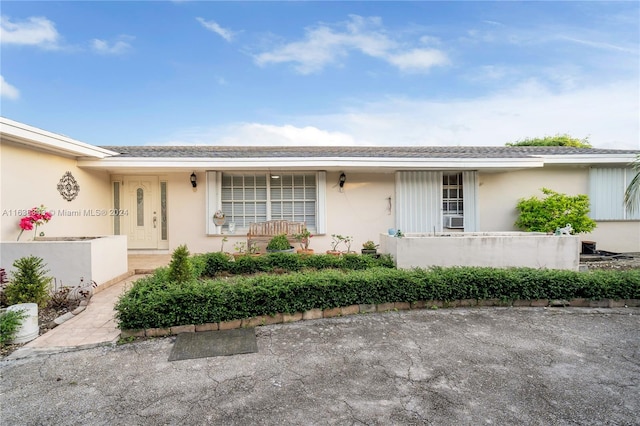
[506,134,592,148]
[515,188,596,234]
[4,256,51,308]
[624,154,640,214]
[168,245,194,284]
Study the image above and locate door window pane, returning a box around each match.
[160,182,167,240]
[136,188,144,226]
[113,182,120,234]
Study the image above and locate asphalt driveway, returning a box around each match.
[1,307,639,425]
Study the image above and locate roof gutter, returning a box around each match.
[77,156,545,170]
[0,117,118,159]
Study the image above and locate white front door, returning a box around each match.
[124,176,159,249]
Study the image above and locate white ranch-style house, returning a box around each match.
[1,117,638,259]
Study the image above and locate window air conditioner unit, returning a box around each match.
[444,216,464,229]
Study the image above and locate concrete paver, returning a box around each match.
[17,274,144,352]
[10,254,171,356]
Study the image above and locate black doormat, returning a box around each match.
[168,328,258,361]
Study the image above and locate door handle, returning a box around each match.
[153,216,157,228]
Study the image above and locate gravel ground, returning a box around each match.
[580,253,640,271]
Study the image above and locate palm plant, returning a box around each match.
[625,154,640,214]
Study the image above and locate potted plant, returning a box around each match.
[233,241,247,258]
[266,234,294,253]
[326,234,353,255]
[233,241,260,258]
[361,240,379,256]
[293,228,314,254]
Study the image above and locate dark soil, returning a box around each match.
[0,298,80,357]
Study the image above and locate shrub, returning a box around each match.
[515,188,597,234]
[115,266,640,330]
[264,253,303,271]
[266,234,292,251]
[229,255,271,275]
[0,309,26,347]
[4,256,51,308]
[198,252,232,277]
[167,245,194,284]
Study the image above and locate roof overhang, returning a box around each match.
[77,156,546,173]
[535,153,637,165]
[0,117,118,159]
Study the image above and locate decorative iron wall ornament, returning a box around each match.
[57,171,80,202]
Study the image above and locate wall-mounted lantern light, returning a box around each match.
[339,172,346,191]
[190,172,197,188]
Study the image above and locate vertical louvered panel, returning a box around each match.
[396,171,442,233]
[205,171,221,234]
[462,171,479,231]
[590,168,624,220]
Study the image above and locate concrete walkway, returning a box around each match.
[9,254,170,358]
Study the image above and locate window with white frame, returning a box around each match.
[221,174,268,227]
[442,172,464,215]
[589,167,640,220]
[207,171,325,234]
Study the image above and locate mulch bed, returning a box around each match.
[1,299,80,357]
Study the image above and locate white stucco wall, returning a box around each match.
[0,142,112,241]
[586,222,640,253]
[478,167,589,232]
[322,171,396,252]
[159,171,396,254]
[379,232,581,270]
[1,236,128,287]
[163,168,638,255]
[478,167,638,253]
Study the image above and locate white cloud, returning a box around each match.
[558,35,637,54]
[158,79,639,149]
[160,123,355,146]
[91,36,133,55]
[0,75,20,100]
[0,15,60,48]
[254,15,448,74]
[386,49,449,72]
[197,17,234,42]
[315,79,640,149]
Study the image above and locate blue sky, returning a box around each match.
[1,1,638,149]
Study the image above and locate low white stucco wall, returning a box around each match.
[380,232,581,271]
[0,235,128,287]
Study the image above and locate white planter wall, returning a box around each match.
[0,236,128,287]
[380,232,581,271]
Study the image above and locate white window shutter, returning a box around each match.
[205,171,222,235]
[316,171,327,234]
[590,167,640,220]
[396,171,443,233]
[462,171,479,231]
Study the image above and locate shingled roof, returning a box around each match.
[98,145,639,159]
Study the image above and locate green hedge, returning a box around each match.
[192,252,395,277]
[115,266,640,330]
